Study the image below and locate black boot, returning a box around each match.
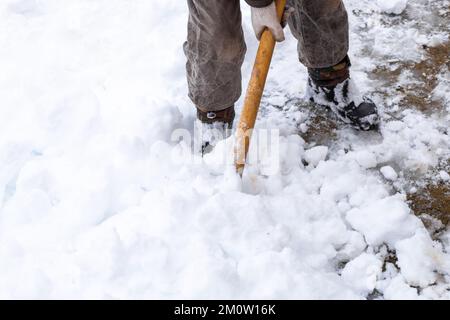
[307,56,379,131]
[195,106,235,155]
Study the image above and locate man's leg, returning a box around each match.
[287,0,379,131]
[288,0,348,68]
[184,0,246,153]
[184,0,246,113]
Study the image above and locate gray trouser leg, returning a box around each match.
[288,0,349,68]
[184,0,246,112]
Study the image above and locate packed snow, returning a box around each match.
[0,0,449,299]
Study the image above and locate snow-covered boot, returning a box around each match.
[195,106,235,155]
[307,56,379,131]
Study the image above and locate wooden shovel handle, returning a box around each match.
[235,0,286,176]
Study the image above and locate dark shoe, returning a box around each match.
[195,106,235,155]
[196,106,235,127]
[307,56,379,131]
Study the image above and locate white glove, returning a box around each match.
[251,2,285,42]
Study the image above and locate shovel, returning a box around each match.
[234,0,287,176]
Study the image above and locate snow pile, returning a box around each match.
[0,0,449,299]
[377,0,409,15]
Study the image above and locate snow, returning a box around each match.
[377,0,409,15]
[382,275,421,300]
[346,195,420,247]
[0,0,449,299]
[304,146,328,167]
[380,166,398,181]
[439,171,450,182]
[352,150,378,169]
[395,229,445,288]
[341,253,383,296]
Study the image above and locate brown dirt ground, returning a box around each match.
[372,42,450,233]
[371,43,450,115]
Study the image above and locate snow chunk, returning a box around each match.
[383,275,420,300]
[396,229,442,288]
[337,231,367,261]
[377,0,408,15]
[380,166,398,181]
[341,253,383,296]
[353,150,378,169]
[346,195,420,247]
[299,123,308,134]
[438,171,449,182]
[304,146,328,166]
